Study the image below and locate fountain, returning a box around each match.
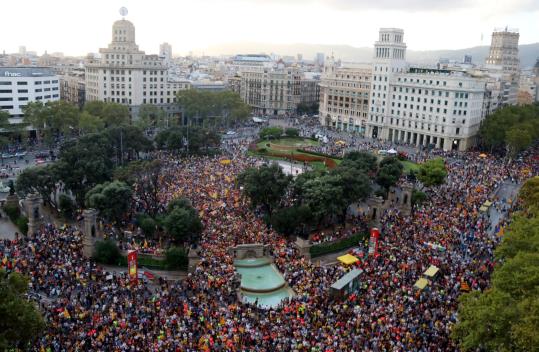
[229,245,294,308]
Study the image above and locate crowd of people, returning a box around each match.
[0,129,537,350]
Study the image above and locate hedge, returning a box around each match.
[296,149,343,160]
[117,252,188,271]
[310,232,368,258]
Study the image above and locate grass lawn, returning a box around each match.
[252,137,340,170]
[401,160,420,172]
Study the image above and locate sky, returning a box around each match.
[1,0,538,56]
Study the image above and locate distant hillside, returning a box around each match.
[200,42,539,68]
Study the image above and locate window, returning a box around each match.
[18,97,28,101]
[0,90,11,93]
[0,82,12,85]
[0,98,13,101]
[17,89,28,93]
[17,81,28,86]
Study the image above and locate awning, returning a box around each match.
[414,278,429,290]
[335,140,346,145]
[479,153,487,158]
[483,200,492,207]
[337,254,359,265]
[387,149,398,154]
[424,265,439,277]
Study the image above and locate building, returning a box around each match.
[365,28,490,151]
[534,58,539,102]
[85,18,190,119]
[485,28,520,75]
[60,70,86,109]
[319,56,371,132]
[0,67,60,123]
[315,53,325,67]
[485,28,520,106]
[239,67,302,116]
[300,72,320,108]
[159,42,172,63]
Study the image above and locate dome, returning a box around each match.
[111,19,136,44]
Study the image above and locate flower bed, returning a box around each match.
[310,232,368,258]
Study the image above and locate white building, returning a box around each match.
[366,28,490,151]
[159,42,172,63]
[85,19,190,119]
[319,56,371,132]
[0,67,60,123]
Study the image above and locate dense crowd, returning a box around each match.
[1,136,537,350]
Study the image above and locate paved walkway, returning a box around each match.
[486,179,522,236]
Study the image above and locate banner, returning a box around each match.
[127,250,138,285]
[368,228,380,257]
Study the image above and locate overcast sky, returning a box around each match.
[1,0,537,56]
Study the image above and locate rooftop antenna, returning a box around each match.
[119,6,128,19]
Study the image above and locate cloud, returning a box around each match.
[233,0,539,12]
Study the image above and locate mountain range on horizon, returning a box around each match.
[195,42,539,69]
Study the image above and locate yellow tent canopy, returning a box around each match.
[479,153,487,158]
[337,254,359,265]
[483,200,493,207]
[220,159,231,165]
[424,265,439,277]
[479,206,488,213]
[335,140,346,145]
[414,278,429,290]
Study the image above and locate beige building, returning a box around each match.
[239,67,302,116]
[85,18,190,118]
[60,70,85,109]
[366,28,491,151]
[319,56,371,132]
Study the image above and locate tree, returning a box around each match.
[302,174,346,225]
[176,90,250,128]
[0,270,45,350]
[376,157,404,190]
[23,101,79,140]
[519,176,539,215]
[238,163,291,215]
[114,160,163,217]
[55,133,115,203]
[452,185,539,352]
[417,158,447,187]
[331,165,372,220]
[84,101,129,127]
[136,214,158,238]
[162,206,202,244]
[136,104,168,130]
[78,111,105,135]
[411,189,427,208]
[341,151,378,173]
[59,194,76,219]
[106,126,152,165]
[155,126,220,153]
[165,246,188,270]
[16,165,58,205]
[285,128,299,138]
[479,104,539,152]
[85,181,132,223]
[259,126,283,140]
[93,239,121,265]
[292,170,325,200]
[271,205,313,236]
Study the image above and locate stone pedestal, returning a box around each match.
[295,237,312,261]
[187,247,200,273]
[82,209,98,258]
[367,196,385,226]
[24,193,43,236]
[5,193,19,208]
[401,184,413,216]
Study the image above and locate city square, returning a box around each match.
[0,2,539,352]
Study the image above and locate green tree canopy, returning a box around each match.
[341,151,378,173]
[479,103,539,152]
[519,176,539,215]
[417,158,447,187]
[176,90,250,128]
[83,101,130,127]
[155,126,220,153]
[452,184,539,351]
[136,104,168,130]
[0,270,45,350]
[238,163,291,215]
[162,203,202,244]
[16,165,58,205]
[85,180,132,223]
[376,157,404,190]
[271,205,313,236]
[259,126,283,140]
[78,111,105,135]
